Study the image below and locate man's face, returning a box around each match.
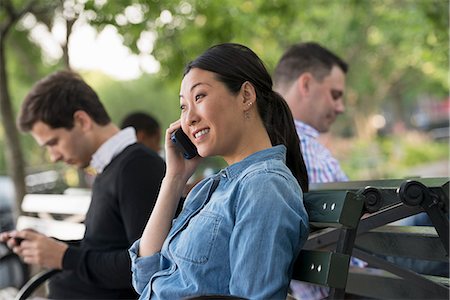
[304,66,346,133]
[31,121,92,169]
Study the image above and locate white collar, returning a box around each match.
[90,127,137,174]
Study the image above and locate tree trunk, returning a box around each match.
[62,18,75,69]
[0,34,27,216]
[63,16,89,188]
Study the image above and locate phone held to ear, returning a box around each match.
[170,129,198,159]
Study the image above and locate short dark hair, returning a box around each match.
[184,43,309,192]
[18,70,111,131]
[273,42,348,88]
[120,112,160,136]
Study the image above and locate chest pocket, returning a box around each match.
[171,210,222,264]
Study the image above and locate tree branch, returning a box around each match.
[0,0,38,36]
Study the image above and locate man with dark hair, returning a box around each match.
[1,70,165,299]
[274,42,353,299]
[274,42,348,183]
[120,112,161,153]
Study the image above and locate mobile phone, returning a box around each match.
[170,129,198,159]
[14,237,24,245]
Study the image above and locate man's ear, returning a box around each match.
[297,73,312,97]
[73,110,93,131]
[241,81,257,108]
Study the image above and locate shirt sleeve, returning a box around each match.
[63,245,134,288]
[62,150,165,289]
[228,172,309,299]
[129,239,162,294]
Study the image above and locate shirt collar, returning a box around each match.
[294,119,319,138]
[90,127,137,174]
[223,145,286,179]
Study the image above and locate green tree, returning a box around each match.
[0,0,40,214]
[1,0,448,212]
[0,0,72,212]
[82,0,448,138]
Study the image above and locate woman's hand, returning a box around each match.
[165,120,202,183]
[136,119,204,257]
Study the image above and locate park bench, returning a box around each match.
[16,190,91,240]
[307,177,449,299]
[12,186,365,300]
[8,178,450,300]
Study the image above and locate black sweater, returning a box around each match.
[48,143,165,299]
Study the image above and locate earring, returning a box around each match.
[244,102,253,119]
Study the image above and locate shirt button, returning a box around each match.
[221,172,227,178]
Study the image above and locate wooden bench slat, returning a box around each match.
[346,267,450,299]
[16,216,86,240]
[21,194,91,215]
[355,225,448,262]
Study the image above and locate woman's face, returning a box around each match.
[179,68,246,162]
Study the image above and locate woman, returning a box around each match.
[129,43,309,299]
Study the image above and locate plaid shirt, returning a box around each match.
[295,120,348,183]
[290,120,365,299]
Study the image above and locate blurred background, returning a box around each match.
[0,0,448,221]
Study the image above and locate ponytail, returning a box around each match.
[257,90,309,192]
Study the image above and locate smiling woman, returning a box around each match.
[129,43,310,300]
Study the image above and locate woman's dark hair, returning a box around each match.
[18,70,111,131]
[184,43,309,192]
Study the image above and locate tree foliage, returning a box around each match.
[0,0,448,198]
[79,0,448,137]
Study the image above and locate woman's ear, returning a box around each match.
[73,110,93,132]
[241,81,257,109]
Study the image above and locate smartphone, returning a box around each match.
[170,129,198,159]
[14,237,25,245]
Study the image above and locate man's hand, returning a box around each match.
[0,230,22,247]
[9,230,68,269]
[0,230,12,243]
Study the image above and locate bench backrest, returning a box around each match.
[310,177,449,213]
[303,178,449,299]
[16,191,91,240]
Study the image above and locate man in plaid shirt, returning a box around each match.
[274,42,365,299]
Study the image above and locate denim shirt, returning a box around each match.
[129,145,309,300]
